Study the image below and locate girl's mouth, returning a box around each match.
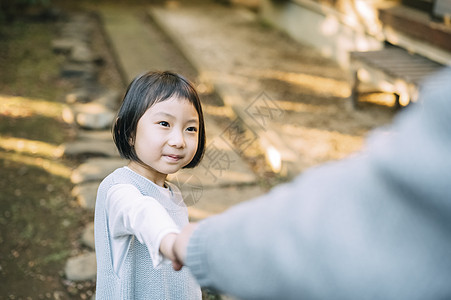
[165,154,182,161]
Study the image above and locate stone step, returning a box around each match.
[72,182,100,210]
[62,102,116,130]
[64,252,97,282]
[62,140,119,158]
[81,222,95,250]
[71,157,127,184]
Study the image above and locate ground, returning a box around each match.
[0,4,120,298]
[0,0,397,298]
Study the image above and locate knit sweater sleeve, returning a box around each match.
[107,184,180,269]
[185,68,451,299]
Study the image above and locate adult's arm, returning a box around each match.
[181,68,451,299]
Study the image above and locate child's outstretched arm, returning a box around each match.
[107,184,181,269]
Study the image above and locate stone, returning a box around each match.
[65,89,91,104]
[93,89,121,110]
[70,45,99,64]
[65,84,110,104]
[52,38,77,54]
[61,62,97,80]
[62,106,76,124]
[71,157,126,184]
[72,182,100,210]
[77,130,113,141]
[64,252,97,281]
[81,222,95,250]
[72,102,116,130]
[62,139,119,158]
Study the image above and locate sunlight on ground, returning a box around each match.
[0,94,70,178]
[0,95,64,119]
[284,124,364,161]
[360,92,397,107]
[0,136,64,158]
[202,103,235,118]
[266,146,282,173]
[0,151,72,178]
[275,100,330,112]
[242,69,351,98]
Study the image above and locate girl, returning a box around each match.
[94,71,205,299]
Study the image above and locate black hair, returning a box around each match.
[113,71,206,168]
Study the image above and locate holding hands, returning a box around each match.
[160,223,199,271]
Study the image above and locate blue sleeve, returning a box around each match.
[185,68,451,299]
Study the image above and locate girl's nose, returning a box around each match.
[168,129,185,148]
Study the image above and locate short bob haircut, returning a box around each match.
[113,71,206,169]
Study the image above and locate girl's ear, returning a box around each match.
[128,135,135,147]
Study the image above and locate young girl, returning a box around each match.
[94,71,205,299]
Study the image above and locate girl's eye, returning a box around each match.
[186,127,198,132]
[159,121,169,127]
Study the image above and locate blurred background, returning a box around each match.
[0,0,449,298]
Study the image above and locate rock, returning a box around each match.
[72,182,100,210]
[81,222,95,249]
[62,106,76,124]
[65,89,91,104]
[64,252,96,281]
[61,62,97,80]
[52,38,77,54]
[62,139,119,158]
[77,130,113,141]
[65,84,111,104]
[71,157,126,184]
[93,89,121,110]
[70,45,100,64]
[61,28,92,43]
[64,102,116,129]
[72,102,116,130]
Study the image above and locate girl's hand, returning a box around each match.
[159,233,178,262]
[160,233,183,270]
[172,223,199,271]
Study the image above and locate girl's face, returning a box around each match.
[129,96,199,185]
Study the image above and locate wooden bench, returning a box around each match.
[350,45,444,108]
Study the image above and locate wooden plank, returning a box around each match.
[378,5,451,52]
